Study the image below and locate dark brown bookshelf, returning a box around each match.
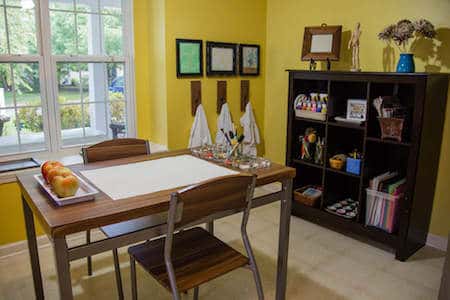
[366,137,411,147]
[327,121,366,130]
[326,167,361,178]
[286,70,449,261]
[294,116,326,125]
[292,159,324,169]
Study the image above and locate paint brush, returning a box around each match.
[221,128,231,145]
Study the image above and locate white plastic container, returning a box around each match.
[365,188,401,233]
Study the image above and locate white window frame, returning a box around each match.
[0,0,136,158]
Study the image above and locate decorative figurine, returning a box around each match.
[348,22,362,72]
[300,127,317,162]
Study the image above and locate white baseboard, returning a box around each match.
[426,233,449,252]
[0,230,105,260]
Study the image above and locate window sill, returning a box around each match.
[0,142,167,185]
[0,154,83,185]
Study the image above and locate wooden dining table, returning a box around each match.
[17,149,296,300]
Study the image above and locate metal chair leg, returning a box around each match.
[193,286,199,300]
[86,230,92,276]
[112,249,124,300]
[130,256,138,300]
[206,221,214,234]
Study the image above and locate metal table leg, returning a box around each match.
[206,221,214,234]
[22,195,45,300]
[53,236,73,300]
[275,178,293,300]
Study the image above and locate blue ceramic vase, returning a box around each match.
[396,53,415,73]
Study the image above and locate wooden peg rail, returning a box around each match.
[241,80,249,111]
[217,81,227,114]
[191,81,201,116]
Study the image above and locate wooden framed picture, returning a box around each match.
[239,44,260,76]
[346,99,367,122]
[206,41,237,76]
[176,39,203,77]
[301,24,342,61]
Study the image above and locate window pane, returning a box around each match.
[100,0,121,15]
[0,108,19,154]
[5,0,22,7]
[76,13,88,55]
[17,106,45,150]
[108,101,125,124]
[0,9,6,54]
[108,101,126,138]
[50,11,76,55]
[49,0,74,11]
[86,101,107,137]
[0,64,13,109]
[57,63,81,104]
[77,13,102,55]
[103,14,122,56]
[76,0,99,13]
[107,62,124,98]
[85,63,107,102]
[7,6,38,54]
[12,63,42,107]
[60,102,108,146]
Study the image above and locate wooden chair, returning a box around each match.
[82,138,152,300]
[128,174,264,300]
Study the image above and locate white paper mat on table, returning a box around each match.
[80,155,238,200]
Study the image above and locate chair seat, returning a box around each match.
[128,227,249,292]
[100,215,166,238]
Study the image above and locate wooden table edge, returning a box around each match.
[17,150,296,238]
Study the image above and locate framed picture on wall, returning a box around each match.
[176,39,203,77]
[239,44,260,76]
[206,41,237,76]
[301,24,342,61]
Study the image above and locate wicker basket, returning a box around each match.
[378,117,404,142]
[294,185,322,207]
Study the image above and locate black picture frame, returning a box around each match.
[206,41,237,76]
[176,39,203,77]
[239,44,260,76]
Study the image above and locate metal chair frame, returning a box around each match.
[129,175,264,300]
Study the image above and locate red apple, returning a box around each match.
[51,173,79,198]
[41,161,64,183]
[47,167,72,186]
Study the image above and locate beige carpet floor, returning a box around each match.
[0,202,445,299]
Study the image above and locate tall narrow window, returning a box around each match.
[49,0,131,147]
[0,0,47,155]
[0,0,134,156]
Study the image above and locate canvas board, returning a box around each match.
[80,155,239,200]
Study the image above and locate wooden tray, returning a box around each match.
[34,173,99,206]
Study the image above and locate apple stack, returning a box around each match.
[41,161,79,198]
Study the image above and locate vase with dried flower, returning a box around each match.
[378,19,436,73]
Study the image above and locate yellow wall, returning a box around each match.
[147,0,168,146]
[264,0,450,237]
[133,0,152,140]
[0,183,44,245]
[1,0,449,246]
[164,0,267,151]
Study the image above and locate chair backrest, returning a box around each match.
[169,174,256,228]
[162,174,258,298]
[81,138,150,164]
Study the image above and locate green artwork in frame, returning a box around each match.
[176,39,203,77]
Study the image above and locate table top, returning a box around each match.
[17,149,295,238]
